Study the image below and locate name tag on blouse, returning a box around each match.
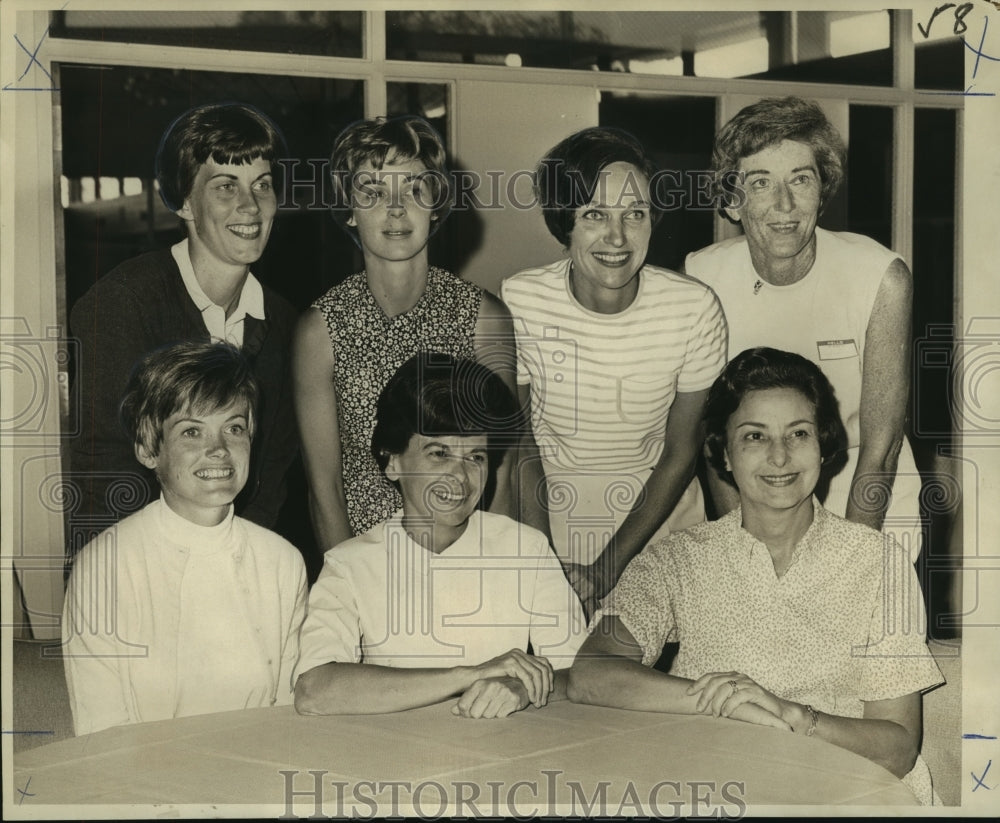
[816,339,859,361]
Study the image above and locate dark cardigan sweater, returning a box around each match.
[68,249,299,543]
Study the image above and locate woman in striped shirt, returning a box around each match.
[501,127,727,615]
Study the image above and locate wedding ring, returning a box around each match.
[728,679,739,695]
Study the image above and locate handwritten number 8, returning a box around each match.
[954,3,972,37]
[917,3,974,39]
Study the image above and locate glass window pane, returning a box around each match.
[911,3,970,91]
[599,93,717,272]
[911,107,957,448]
[51,9,363,58]
[388,9,601,69]
[829,11,890,57]
[745,10,892,86]
[695,37,768,78]
[387,82,449,149]
[387,10,764,75]
[914,5,967,93]
[387,10,905,85]
[915,39,965,90]
[847,105,893,249]
[910,106,958,637]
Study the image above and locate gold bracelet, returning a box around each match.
[803,704,819,737]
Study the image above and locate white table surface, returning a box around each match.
[11,698,917,815]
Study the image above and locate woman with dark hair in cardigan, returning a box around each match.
[69,102,298,547]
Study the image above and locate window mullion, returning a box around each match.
[365,9,387,117]
[891,9,915,266]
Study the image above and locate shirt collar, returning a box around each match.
[155,495,236,555]
[728,496,826,567]
[171,239,266,321]
[381,509,481,559]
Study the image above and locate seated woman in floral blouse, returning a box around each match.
[568,347,944,804]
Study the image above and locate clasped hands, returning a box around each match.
[687,671,804,733]
[452,648,554,720]
[563,560,610,620]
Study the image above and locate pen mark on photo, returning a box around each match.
[972,759,994,791]
[2,25,59,93]
[917,3,974,39]
[964,14,1000,80]
[918,16,1000,97]
[964,732,999,739]
[915,10,1000,95]
[16,776,35,804]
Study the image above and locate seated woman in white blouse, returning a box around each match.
[568,347,944,804]
[62,341,307,736]
[293,352,585,719]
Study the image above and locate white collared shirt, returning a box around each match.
[294,510,586,682]
[171,239,266,347]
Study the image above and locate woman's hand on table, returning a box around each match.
[687,671,792,731]
[470,648,553,707]
[452,676,531,719]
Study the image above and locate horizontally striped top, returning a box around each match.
[501,258,727,475]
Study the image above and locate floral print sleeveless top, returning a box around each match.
[312,267,482,536]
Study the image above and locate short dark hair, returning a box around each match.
[704,347,847,486]
[329,115,451,246]
[155,102,287,212]
[712,96,846,218]
[534,126,662,247]
[371,352,519,477]
[119,341,259,457]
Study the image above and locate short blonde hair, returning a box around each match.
[119,341,259,457]
[329,115,452,245]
